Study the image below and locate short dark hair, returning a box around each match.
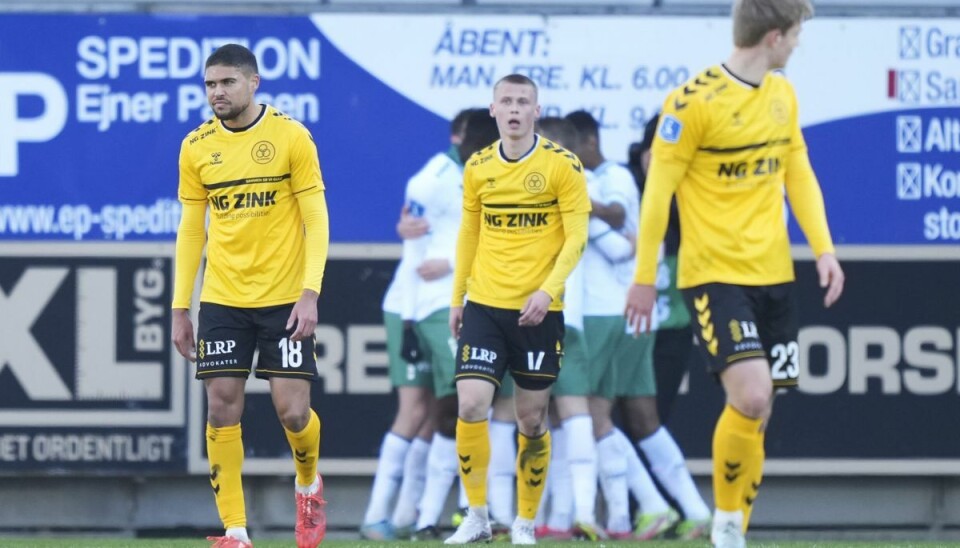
[536,117,578,149]
[639,113,660,153]
[460,110,500,160]
[205,44,259,75]
[565,110,600,142]
[494,73,538,99]
[450,108,476,138]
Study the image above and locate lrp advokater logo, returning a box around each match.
[0,249,185,426]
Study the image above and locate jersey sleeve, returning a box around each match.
[297,189,329,294]
[634,91,706,284]
[290,124,324,198]
[539,161,590,300]
[782,84,835,258]
[451,162,481,307]
[556,160,591,214]
[172,138,207,309]
[172,201,206,309]
[177,138,207,204]
[651,86,708,165]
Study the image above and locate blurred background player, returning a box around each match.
[564,109,676,540]
[625,1,845,546]
[445,74,590,545]
[358,110,481,541]
[529,117,603,541]
[610,112,713,540]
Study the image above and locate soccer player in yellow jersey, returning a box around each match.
[170,44,329,548]
[625,2,844,547]
[444,74,591,545]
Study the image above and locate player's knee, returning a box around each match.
[207,399,242,427]
[624,416,659,442]
[278,407,310,432]
[394,401,428,435]
[431,395,457,437]
[730,386,772,419]
[457,392,490,422]
[515,407,547,437]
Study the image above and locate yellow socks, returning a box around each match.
[284,409,322,487]
[516,430,550,520]
[206,423,246,529]
[456,418,490,508]
[712,405,763,514]
[741,430,765,531]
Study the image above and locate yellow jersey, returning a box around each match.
[635,65,834,288]
[173,104,328,308]
[452,135,591,311]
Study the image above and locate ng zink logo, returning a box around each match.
[717,157,782,179]
[209,191,278,211]
[483,212,549,228]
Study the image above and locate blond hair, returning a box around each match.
[732,0,814,48]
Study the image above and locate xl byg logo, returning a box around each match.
[0,73,68,177]
[0,247,185,426]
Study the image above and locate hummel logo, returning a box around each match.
[528,479,542,487]
[212,483,221,495]
[531,467,544,476]
[459,454,471,463]
[209,467,219,482]
[461,466,472,475]
[674,98,688,110]
[295,450,308,464]
[745,495,755,506]
[751,481,761,491]
[724,461,741,470]
[725,472,740,482]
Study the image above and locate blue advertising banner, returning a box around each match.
[2,14,959,244]
[0,14,447,242]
